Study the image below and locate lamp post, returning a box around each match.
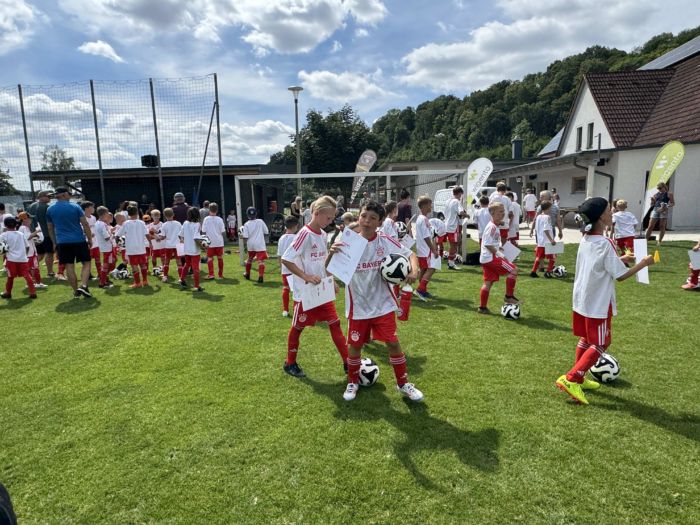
[288,85,303,200]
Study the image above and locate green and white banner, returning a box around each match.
[644,141,684,216]
[465,157,493,205]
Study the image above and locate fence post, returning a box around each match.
[89,80,106,205]
[149,78,165,209]
[214,74,226,216]
[17,84,36,197]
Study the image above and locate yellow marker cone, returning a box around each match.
[654,249,661,263]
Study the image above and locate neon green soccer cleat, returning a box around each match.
[555,375,589,405]
[581,377,601,390]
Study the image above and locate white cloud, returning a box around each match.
[298,69,393,102]
[398,0,699,92]
[354,28,369,38]
[58,0,388,55]
[78,40,125,63]
[0,0,45,55]
[330,40,342,53]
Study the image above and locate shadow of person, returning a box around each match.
[595,391,699,444]
[191,292,224,302]
[301,377,501,489]
[0,297,34,310]
[516,314,570,332]
[217,277,240,286]
[55,297,101,314]
[360,347,429,376]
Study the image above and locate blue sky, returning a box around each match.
[1,0,699,188]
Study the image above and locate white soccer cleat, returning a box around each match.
[282,311,289,317]
[397,382,424,402]
[343,383,359,401]
[34,283,48,289]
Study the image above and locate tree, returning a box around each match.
[0,159,18,196]
[40,145,79,187]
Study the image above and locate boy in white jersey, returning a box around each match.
[178,207,205,292]
[522,188,537,226]
[506,191,521,247]
[556,198,653,405]
[0,216,37,299]
[226,209,237,241]
[430,214,447,259]
[530,201,557,278]
[94,206,116,289]
[241,206,269,283]
[379,201,399,239]
[81,201,101,280]
[120,205,151,288]
[281,196,348,378]
[475,195,491,246]
[489,183,512,245]
[611,199,638,254]
[414,196,439,300]
[277,215,299,317]
[201,202,226,279]
[159,208,183,282]
[148,210,166,268]
[444,186,468,269]
[113,213,127,265]
[18,212,47,289]
[478,202,519,314]
[331,201,424,402]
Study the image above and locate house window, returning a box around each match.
[572,176,586,193]
[576,126,583,151]
[586,123,594,149]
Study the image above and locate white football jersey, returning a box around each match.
[346,233,412,320]
[180,221,202,256]
[444,197,463,232]
[160,220,182,249]
[489,192,511,228]
[612,211,638,239]
[535,214,553,247]
[19,225,39,258]
[281,225,328,300]
[380,217,398,239]
[414,215,432,257]
[87,214,98,248]
[0,230,28,263]
[241,218,269,252]
[120,219,148,256]
[479,222,500,264]
[94,220,113,252]
[277,233,296,275]
[202,215,226,248]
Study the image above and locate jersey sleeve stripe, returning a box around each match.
[292,229,308,250]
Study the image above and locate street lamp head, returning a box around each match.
[288,86,303,100]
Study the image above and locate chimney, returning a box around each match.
[511,136,523,160]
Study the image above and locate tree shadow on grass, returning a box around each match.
[0,297,34,310]
[55,297,101,314]
[301,377,501,490]
[595,391,699,444]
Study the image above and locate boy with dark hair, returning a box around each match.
[94,206,115,288]
[18,211,47,289]
[178,206,205,292]
[380,201,399,238]
[0,216,37,299]
[120,205,151,288]
[530,201,557,278]
[330,201,423,402]
[277,215,300,317]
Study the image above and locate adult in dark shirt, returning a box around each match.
[290,196,302,220]
[397,189,412,226]
[28,190,56,276]
[172,192,190,224]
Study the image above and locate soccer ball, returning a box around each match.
[116,236,126,249]
[0,241,8,254]
[590,353,620,383]
[553,265,567,278]
[395,221,407,239]
[501,303,521,320]
[454,254,463,264]
[358,358,380,387]
[110,263,130,280]
[198,235,211,249]
[152,266,163,277]
[380,253,411,285]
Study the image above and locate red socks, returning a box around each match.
[258,263,265,278]
[505,275,516,296]
[329,321,348,364]
[575,338,589,361]
[132,268,141,285]
[691,269,699,285]
[480,286,489,308]
[217,257,224,278]
[286,327,302,364]
[245,258,253,276]
[546,256,556,272]
[207,258,214,276]
[347,356,362,384]
[566,344,604,383]
[390,352,408,386]
[417,278,428,293]
[282,286,290,312]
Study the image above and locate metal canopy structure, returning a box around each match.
[233,169,467,264]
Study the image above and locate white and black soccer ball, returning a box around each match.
[380,253,411,285]
[111,263,130,280]
[0,241,8,254]
[116,236,126,249]
[358,358,380,387]
[395,221,407,239]
[454,254,463,264]
[590,353,620,383]
[553,265,567,278]
[198,235,211,249]
[501,303,521,320]
[152,266,163,277]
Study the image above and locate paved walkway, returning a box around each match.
[512,224,699,246]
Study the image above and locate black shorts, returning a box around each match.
[56,242,91,265]
[36,236,54,255]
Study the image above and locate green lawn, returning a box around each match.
[1,240,698,524]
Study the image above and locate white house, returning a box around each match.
[493,36,700,229]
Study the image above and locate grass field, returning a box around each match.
[1,240,699,524]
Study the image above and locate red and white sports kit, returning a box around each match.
[345,232,412,387]
[444,196,464,262]
[523,193,537,221]
[0,230,36,296]
[281,224,347,368]
[86,214,103,277]
[94,220,115,286]
[531,214,556,273]
[226,214,237,240]
[566,234,628,383]
[612,211,638,253]
[160,220,182,278]
[19,224,43,285]
[489,192,512,243]
[242,218,269,279]
[475,208,491,247]
[202,214,226,278]
[414,214,436,294]
[277,232,296,313]
[429,217,447,258]
[120,219,150,285]
[148,221,166,267]
[508,201,521,246]
[179,221,202,287]
[479,221,517,308]
[380,217,398,239]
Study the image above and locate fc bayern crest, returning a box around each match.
[376,246,385,258]
[350,330,361,342]
[298,313,307,323]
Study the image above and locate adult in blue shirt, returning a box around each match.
[46,187,93,298]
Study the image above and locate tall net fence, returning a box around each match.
[0,75,218,197]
